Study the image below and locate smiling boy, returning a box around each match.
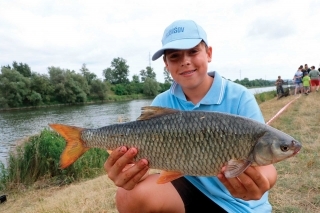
[104,20,277,213]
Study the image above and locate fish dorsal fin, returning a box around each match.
[156,170,183,184]
[224,159,252,178]
[137,106,179,121]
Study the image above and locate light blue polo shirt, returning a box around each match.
[151,71,271,213]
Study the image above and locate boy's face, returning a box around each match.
[163,42,212,89]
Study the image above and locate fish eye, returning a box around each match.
[280,145,289,152]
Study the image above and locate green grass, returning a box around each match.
[254,90,277,104]
[0,129,109,192]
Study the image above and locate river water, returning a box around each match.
[0,99,153,165]
[0,86,276,165]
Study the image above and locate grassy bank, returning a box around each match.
[1,91,319,212]
[0,129,109,191]
[0,94,152,112]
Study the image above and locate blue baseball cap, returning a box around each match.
[152,20,208,61]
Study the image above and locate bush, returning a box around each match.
[0,129,109,190]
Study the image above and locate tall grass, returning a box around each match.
[254,90,277,104]
[0,129,108,191]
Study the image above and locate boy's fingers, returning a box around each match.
[104,146,128,171]
[106,147,138,180]
[120,166,150,190]
[113,159,149,188]
[242,167,270,192]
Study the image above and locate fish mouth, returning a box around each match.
[293,148,301,155]
[292,141,302,155]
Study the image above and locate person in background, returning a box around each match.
[293,66,303,95]
[275,75,284,99]
[301,68,308,77]
[302,72,310,95]
[309,66,320,92]
[305,64,311,74]
[104,19,277,213]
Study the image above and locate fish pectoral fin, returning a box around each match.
[224,159,252,178]
[156,170,183,184]
[107,150,113,154]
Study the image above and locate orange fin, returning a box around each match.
[107,150,113,154]
[156,170,183,184]
[49,123,90,169]
[224,159,252,178]
[137,106,178,121]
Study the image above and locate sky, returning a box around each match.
[0,0,319,83]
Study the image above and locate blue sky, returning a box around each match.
[1,0,319,82]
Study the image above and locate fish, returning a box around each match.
[49,106,302,184]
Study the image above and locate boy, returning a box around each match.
[104,20,277,213]
[302,72,310,94]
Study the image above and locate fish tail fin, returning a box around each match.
[49,124,89,169]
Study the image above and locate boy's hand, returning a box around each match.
[104,146,149,190]
[217,166,271,200]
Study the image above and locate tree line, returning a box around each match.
[0,58,273,109]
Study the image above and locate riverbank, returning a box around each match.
[1,92,319,212]
[0,85,278,112]
[0,94,151,112]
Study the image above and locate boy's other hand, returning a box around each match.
[217,166,270,201]
[104,146,149,190]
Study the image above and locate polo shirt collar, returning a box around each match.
[169,71,226,105]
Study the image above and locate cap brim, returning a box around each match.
[152,38,202,61]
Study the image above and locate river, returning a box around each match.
[0,86,277,165]
[0,99,153,165]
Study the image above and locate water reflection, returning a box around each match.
[0,99,153,164]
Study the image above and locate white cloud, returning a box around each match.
[0,0,319,82]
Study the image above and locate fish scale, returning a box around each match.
[50,106,301,181]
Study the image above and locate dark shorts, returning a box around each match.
[171,177,227,213]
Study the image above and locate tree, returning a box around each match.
[80,63,97,85]
[163,67,173,83]
[12,61,32,77]
[27,91,42,106]
[114,84,128,95]
[143,77,160,96]
[1,64,11,69]
[103,58,129,84]
[48,66,89,103]
[159,82,171,93]
[30,72,54,104]
[132,74,140,83]
[90,79,107,100]
[102,68,115,84]
[0,67,31,107]
[140,66,156,82]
